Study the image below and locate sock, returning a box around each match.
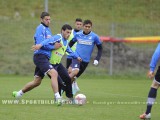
[73,77,80,90]
[72,77,76,88]
[145,87,157,114]
[74,76,77,80]
[72,82,74,88]
[55,92,61,99]
[17,90,24,97]
[74,81,80,90]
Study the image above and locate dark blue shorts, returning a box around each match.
[71,59,89,78]
[66,58,72,69]
[155,66,160,84]
[71,59,81,69]
[33,54,53,79]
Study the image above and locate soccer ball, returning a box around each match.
[75,94,86,105]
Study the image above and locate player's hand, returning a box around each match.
[54,42,62,49]
[147,70,154,80]
[93,60,98,66]
[77,57,82,62]
[31,44,42,50]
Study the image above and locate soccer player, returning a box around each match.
[139,43,160,119]
[66,18,83,69]
[69,19,103,95]
[12,12,62,105]
[66,18,83,94]
[33,24,82,101]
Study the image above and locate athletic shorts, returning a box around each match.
[66,58,72,69]
[71,59,89,78]
[155,66,160,84]
[71,59,81,69]
[33,54,53,79]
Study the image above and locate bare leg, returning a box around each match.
[69,68,79,83]
[68,66,72,74]
[12,76,42,98]
[47,69,59,93]
[22,76,42,93]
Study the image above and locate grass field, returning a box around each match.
[0,75,160,120]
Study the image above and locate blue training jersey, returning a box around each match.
[67,29,82,59]
[72,31,102,62]
[150,43,160,72]
[33,23,52,58]
[41,34,78,59]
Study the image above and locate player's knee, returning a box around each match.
[48,69,58,78]
[151,81,159,89]
[68,67,72,74]
[72,69,79,76]
[34,77,42,87]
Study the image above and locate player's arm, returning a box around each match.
[93,44,102,65]
[148,43,160,79]
[66,46,82,61]
[32,37,54,50]
[69,40,76,48]
[68,34,77,47]
[33,27,54,50]
[42,42,62,50]
[42,35,62,50]
[95,44,102,61]
[32,35,62,50]
[93,35,103,65]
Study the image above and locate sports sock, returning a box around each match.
[54,92,61,99]
[73,77,80,90]
[74,81,80,90]
[145,87,157,114]
[17,90,24,97]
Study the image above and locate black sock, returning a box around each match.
[145,87,157,114]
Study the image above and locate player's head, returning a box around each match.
[83,19,92,34]
[75,18,83,31]
[61,24,72,40]
[40,12,50,27]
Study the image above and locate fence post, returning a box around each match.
[109,23,115,75]
[44,0,48,12]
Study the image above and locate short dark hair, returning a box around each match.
[83,19,92,26]
[40,12,50,19]
[75,18,82,22]
[61,24,72,31]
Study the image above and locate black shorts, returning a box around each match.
[33,54,53,79]
[66,58,72,69]
[155,66,160,84]
[71,59,89,78]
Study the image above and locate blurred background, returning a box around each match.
[0,0,160,76]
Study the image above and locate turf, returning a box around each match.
[0,75,160,120]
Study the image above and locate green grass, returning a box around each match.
[1,0,160,24]
[0,75,160,120]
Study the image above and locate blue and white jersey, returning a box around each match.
[33,23,52,58]
[73,29,82,36]
[42,34,78,59]
[67,29,82,59]
[150,43,160,72]
[72,31,102,62]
